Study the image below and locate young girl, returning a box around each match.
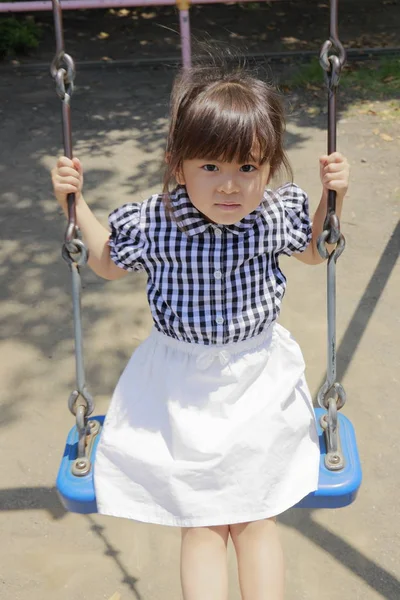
[52,59,349,600]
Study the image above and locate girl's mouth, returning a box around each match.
[216,203,241,211]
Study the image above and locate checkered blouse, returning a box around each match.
[108,184,311,345]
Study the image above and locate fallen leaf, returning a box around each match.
[118,8,130,16]
[306,106,320,116]
[383,75,395,83]
[306,83,321,91]
[380,133,394,142]
[108,594,121,600]
[98,31,110,39]
[141,11,156,19]
[282,36,301,44]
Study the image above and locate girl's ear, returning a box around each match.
[175,165,185,185]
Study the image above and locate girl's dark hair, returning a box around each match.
[163,52,293,207]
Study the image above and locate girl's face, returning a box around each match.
[176,157,271,225]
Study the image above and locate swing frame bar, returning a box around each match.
[1,0,282,70]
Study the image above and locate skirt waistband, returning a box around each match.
[150,325,275,370]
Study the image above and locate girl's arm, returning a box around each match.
[52,156,128,280]
[294,152,349,266]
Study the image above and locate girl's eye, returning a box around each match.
[240,164,256,173]
[202,164,218,172]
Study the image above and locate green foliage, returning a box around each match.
[343,58,400,92]
[288,58,324,87]
[0,17,41,58]
[287,56,400,94]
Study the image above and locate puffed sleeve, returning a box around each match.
[108,203,146,271]
[280,184,312,255]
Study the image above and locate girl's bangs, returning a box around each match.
[179,100,276,165]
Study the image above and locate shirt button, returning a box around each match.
[214,270,222,280]
[214,227,222,237]
[215,316,224,325]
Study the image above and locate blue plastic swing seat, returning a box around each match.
[294,408,362,509]
[56,408,362,515]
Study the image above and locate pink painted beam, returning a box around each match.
[179,7,191,68]
[0,0,279,12]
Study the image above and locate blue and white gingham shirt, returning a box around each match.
[108,184,311,345]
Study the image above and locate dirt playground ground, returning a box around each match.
[0,0,399,598]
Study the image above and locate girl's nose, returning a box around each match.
[218,177,239,194]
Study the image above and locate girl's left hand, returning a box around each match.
[319,152,349,198]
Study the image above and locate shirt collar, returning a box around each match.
[170,186,265,237]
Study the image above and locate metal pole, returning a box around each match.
[1,0,282,12]
[179,7,191,69]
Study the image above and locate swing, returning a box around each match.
[52,0,362,515]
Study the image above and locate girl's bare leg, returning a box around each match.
[230,518,285,600]
[180,525,230,600]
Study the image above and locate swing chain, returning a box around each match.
[319,0,346,92]
[51,0,94,424]
[318,0,346,248]
[50,0,75,102]
[317,1,347,427]
[64,248,94,420]
[50,0,85,261]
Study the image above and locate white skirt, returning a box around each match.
[94,323,320,527]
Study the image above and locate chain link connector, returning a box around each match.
[68,387,95,418]
[64,218,78,247]
[319,38,346,71]
[62,238,89,267]
[317,228,346,260]
[75,402,87,458]
[325,212,341,245]
[51,52,75,101]
[320,397,345,470]
[71,419,101,477]
[319,39,345,91]
[318,380,346,411]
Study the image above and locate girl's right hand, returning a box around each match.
[51,156,83,211]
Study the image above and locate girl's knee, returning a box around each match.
[181,524,230,544]
[229,517,277,541]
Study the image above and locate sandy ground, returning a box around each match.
[0,61,399,599]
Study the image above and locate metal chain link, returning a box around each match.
[51,51,75,102]
[317,0,347,469]
[51,0,94,452]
